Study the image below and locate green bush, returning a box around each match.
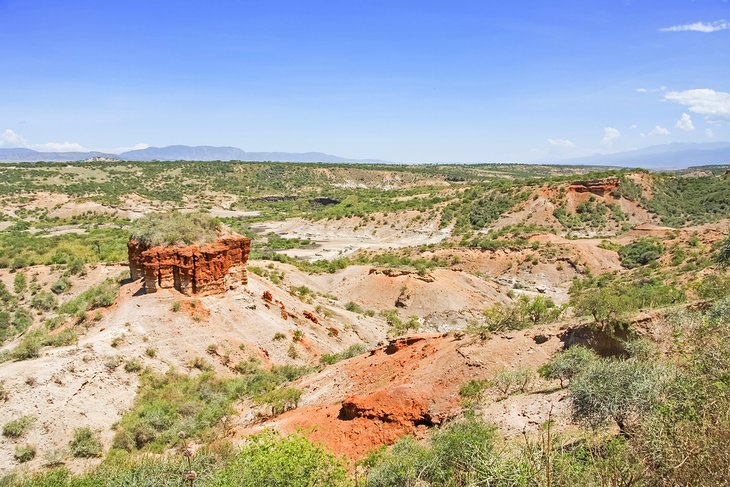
[718,232,730,266]
[212,430,351,487]
[13,272,27,296]
[538,346,597,388]
[69,427,103,458]
[2,416,35,438]
[253,387,302,416]
[131,211,221,246]
[124,359,143,373]
[50,276,71,295]
[618,238,663,268]
[320,344,368,365]
[569,358,669,434]
[13,444,36,463]
[31,291,57,311]
[492,367,533,397]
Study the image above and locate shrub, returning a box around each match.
[344,301,364,314]
[539,346,598,388]
[569,358,669,434]
[69,427,103,458]
[517,295,562,326]
[458,379,489,407]
[124,359,143,373]
[13,272,27,295]
[618,238,663,268]
[131,211,221,246]
[50,276,71,295]
[320,344,368,365]
[212,430,350,487]
[491,367,533,397]
[13,444,36,463]
[31,291,57,311]
[254,387,302,416]
[3,415,35,438]
[718,231,730,267]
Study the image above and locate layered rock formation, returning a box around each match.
[128,236,251,295]
[568,177,619,196]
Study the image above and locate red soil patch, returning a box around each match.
[247,329,565,459]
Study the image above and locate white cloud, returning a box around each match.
[0,128,89,152]
[547,138,575,149]
[706,128,715,138]
[101,143,150,154]
[0,129,28,147]
[601,127,621,147]
[664,88,730,116]
[675,113,695,131]
[636,86,667,93]
[649,125,670,136]
[660,20,730,32]
[32,141,89,152]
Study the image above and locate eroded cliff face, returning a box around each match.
[568,177,619,196]
[128,236,251,295]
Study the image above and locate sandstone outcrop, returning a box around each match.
[568,177,619,196]
[128,236,251,295]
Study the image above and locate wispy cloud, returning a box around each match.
[675,113,695,132]
[649,125,670,136]
[660,20,730,33]
[101,143,150,154]
[664,88,730,117]
[0,128,90,152]
[547,138,575,149]
[601,127,621,147]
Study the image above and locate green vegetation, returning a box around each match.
[467,295,562,338]
[212,430,350,486]
[538,346,598,388]
[570,272,684,330]
[69,427,103,458]
[0,226,127,270]
[320,344,369,365]
[112,361,311,453]
[646,173,730,226]
[2,416,35,439]
[130,211,221,246]
[13,445,36,464]
[618,238,664,268]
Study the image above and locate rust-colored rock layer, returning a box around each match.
[128,236,251,295]
[568,177,619,196]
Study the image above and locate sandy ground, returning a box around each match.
[252,212,451,261]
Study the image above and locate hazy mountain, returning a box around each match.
[554,142,730,169]
[118,145,383,162]
[0,145,383,163]
[0,148,118,162]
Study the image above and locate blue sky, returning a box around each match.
[0,0,728,162]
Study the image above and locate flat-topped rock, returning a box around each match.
[128,236,251,295]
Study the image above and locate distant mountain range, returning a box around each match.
[0,145,384,163]
[552,142,730,169]
[1,142,729,168]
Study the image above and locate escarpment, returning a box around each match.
[568,177,619,196]
[128,236,251,295]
